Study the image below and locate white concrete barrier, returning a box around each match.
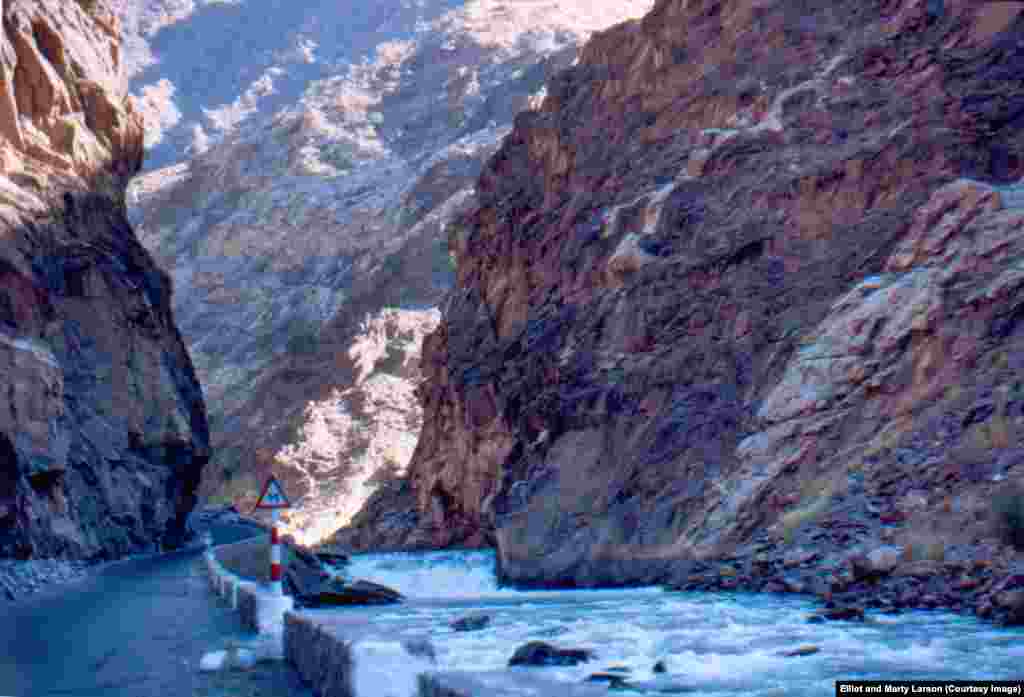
[202,546,293,635]
[281,612,607,697]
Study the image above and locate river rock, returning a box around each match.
[850,546,903,581]
[779,645,820,657]
[584,672,631,688]
[401,637,437,662]
[508,641,594,667]
[994,590,1024,625]
[807,606,865,623]
[652,660,667,674]
[783,548,819,569]
[315,552,350,567]
[894,560,943,579]
[283,541,333,599]
[451,612,492,632]
[991,573,1024,595]
[1004,604,1024,627]
[898,588,920,608]
[286,541,323,571]
[306,578,404,607]
[284,561,328,600]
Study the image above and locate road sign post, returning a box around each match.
[270,509,282,595]
[252,475,291,597]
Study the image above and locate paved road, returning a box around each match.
[0,523,308,697]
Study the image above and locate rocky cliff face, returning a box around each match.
[0,0,208,560]
[336,0,1024,591]
[127,0,653,545]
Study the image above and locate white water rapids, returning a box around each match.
[302,550,1024,696]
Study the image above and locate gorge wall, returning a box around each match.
[127,0,655,545]
[0,0,208,560]
[336,0,1024,595]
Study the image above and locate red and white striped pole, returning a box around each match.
[270,508,283,596]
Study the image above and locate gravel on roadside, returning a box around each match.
[0,558,94,603]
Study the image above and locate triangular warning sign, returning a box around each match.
[253,475,291,510]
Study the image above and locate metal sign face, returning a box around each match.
[253,475,291,510]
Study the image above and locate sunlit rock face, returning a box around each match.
[0,0,208,560]
[272,308,438,545]
[127,0,654,544]
[331,0,1024,580]
[115,0,655,171]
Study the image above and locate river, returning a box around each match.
[303,549,1024,696]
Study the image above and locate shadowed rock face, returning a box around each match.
[128,0,655,545]
[0,0,208,560]
[336,0,1024,585]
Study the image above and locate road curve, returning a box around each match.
[0,523,278,697]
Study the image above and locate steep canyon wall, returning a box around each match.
[338,0,1024,594]
[0,0,208,560]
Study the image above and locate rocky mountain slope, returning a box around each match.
[334,0,1024,617]
[126,0,654,544]
[114,0,468,171]
[0,0,208,560]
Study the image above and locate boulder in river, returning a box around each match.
[284,566,327,600]
[401,637,437,662]
[283,538,323,571]
[779,644,820,657]
[509,641,594,667]
[807,606,865,623]
[451,613,492,632]
[284,552,329,599]
[585,672,631,688]
[315,552,350,567]
[306,578,404,606]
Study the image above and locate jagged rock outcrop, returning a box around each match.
[0,0,208,560]
[128,0,654,545]
[339,0,1024,597]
